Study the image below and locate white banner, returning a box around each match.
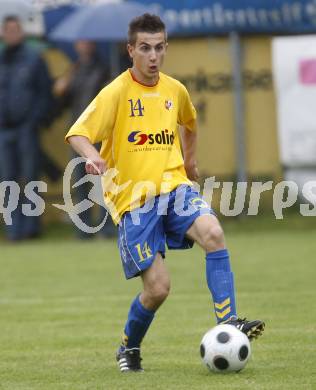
[272,35,316,168]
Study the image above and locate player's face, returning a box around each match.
[2,20,24,47]
[127,31,167,85]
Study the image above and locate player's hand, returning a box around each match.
[85,156,106,175]
[185,159,199,181]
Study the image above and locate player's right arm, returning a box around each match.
[65,80,120,175]
[68,135,106,175]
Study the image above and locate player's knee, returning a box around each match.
[148,279,170,304]
[201,223,225,252]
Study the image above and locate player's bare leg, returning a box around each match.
[117,254,170,372]
[186,214,265,341]
[186,214,226,251]
[140,253,171,310]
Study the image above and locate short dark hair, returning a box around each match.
[128,13,166,45]
[3,15,21,25]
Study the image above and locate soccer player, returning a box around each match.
[65,14,265,372]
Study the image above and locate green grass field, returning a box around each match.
[1,217,316,389]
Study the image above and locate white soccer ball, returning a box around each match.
[200,324,251,373]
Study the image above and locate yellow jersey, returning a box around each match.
[65,69,197,224]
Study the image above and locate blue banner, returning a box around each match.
[135,0,316,35]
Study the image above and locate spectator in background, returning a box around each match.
[54,40,116,239]
[0,15,52,241]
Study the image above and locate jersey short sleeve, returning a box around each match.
[65,83,119,144]
[177,83,197,132]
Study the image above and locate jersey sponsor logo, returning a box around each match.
[128,131,148,145]
[128,129,175,146]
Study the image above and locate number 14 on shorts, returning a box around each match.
[135,242,152,262]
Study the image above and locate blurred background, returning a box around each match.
[1,0,316,240]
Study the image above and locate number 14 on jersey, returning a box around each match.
[128,99,144,117]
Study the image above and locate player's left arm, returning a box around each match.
[178,84,199,181]
[181,127,199,181]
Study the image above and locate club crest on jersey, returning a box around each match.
[165,99,173,110]
[189,197,210,210]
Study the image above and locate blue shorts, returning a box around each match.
[117,185,214,279]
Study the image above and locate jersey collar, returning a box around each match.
[129,69,159,87]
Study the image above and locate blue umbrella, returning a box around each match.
[43,4,79,35]
[49,1,166,42]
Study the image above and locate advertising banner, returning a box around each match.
[273,35,316,192]
[137,0,316,35]
[164,36,279,178]
[273,35,316,167]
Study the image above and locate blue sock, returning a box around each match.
[122,295,155,349]
[206,249,237,323]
